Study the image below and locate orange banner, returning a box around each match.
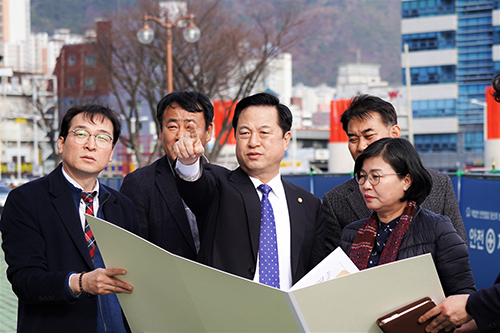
[486,86,500,140]
[213,100,237,145]
[329,99,350,143]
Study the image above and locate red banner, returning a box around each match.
[213,100,237,145]
[329,99,350,143]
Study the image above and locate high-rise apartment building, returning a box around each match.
[0,0,30,71]
[0,0,83,76]
[0,0,30,43]
[401,0,498,171]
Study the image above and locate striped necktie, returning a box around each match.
[82,191,97,259]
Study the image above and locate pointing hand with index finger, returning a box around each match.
[173,122,205,165]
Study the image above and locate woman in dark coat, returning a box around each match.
[340,137,475,297]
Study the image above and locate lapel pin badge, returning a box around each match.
[297,197,303,204]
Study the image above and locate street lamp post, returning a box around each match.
[137,11,200,93]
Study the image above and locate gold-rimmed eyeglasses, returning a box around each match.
[70,129,113,149]
[355,170,402,186]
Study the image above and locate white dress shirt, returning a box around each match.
[61,166,100,231]
[249,174,292,290]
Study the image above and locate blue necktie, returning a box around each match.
[257,184,280,288]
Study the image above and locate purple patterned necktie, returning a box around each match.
[257,184,280,288]
[82,191,97,259]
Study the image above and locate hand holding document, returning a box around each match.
[86,214,445,332]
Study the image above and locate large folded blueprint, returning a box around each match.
[86,214,445,333]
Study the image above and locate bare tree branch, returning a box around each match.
[19,75,61,166]
[98,0,318,165]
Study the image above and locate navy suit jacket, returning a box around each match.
[468,273,500,332]
[175,164,325,285]
[0,164,139,333]
[120,155,197,259]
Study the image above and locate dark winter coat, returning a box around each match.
[340,207,476,297]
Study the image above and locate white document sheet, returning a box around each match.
[290,246,359,291]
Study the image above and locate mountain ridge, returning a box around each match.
[31,0,401,86]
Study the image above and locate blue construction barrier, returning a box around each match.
[450,176,460,201]
[282,173,352,199]
[312,174,352,199]
[460,177,500,289]
[282,175,311,194]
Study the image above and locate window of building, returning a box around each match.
[464,132,484,152]
[12,156,26,164]
[494,61,500,73]
[458,17,491,26]
[402,0,455,18]
[403,65,456,85]
[84,77,95,90]
[68,55,76,66]
[85,55,97,67]
[413,99,456,118]
[459,84,488,94]
[414,134,457,153]
[67,77,75,88]
[402,31,455,52]
[493,26,500,44]
[458,51,491,61]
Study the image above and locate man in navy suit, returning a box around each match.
[120,91,213,260]
[174,92,325,289]
[0,105,139,332]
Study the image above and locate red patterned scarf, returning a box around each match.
[349,201,417,270]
